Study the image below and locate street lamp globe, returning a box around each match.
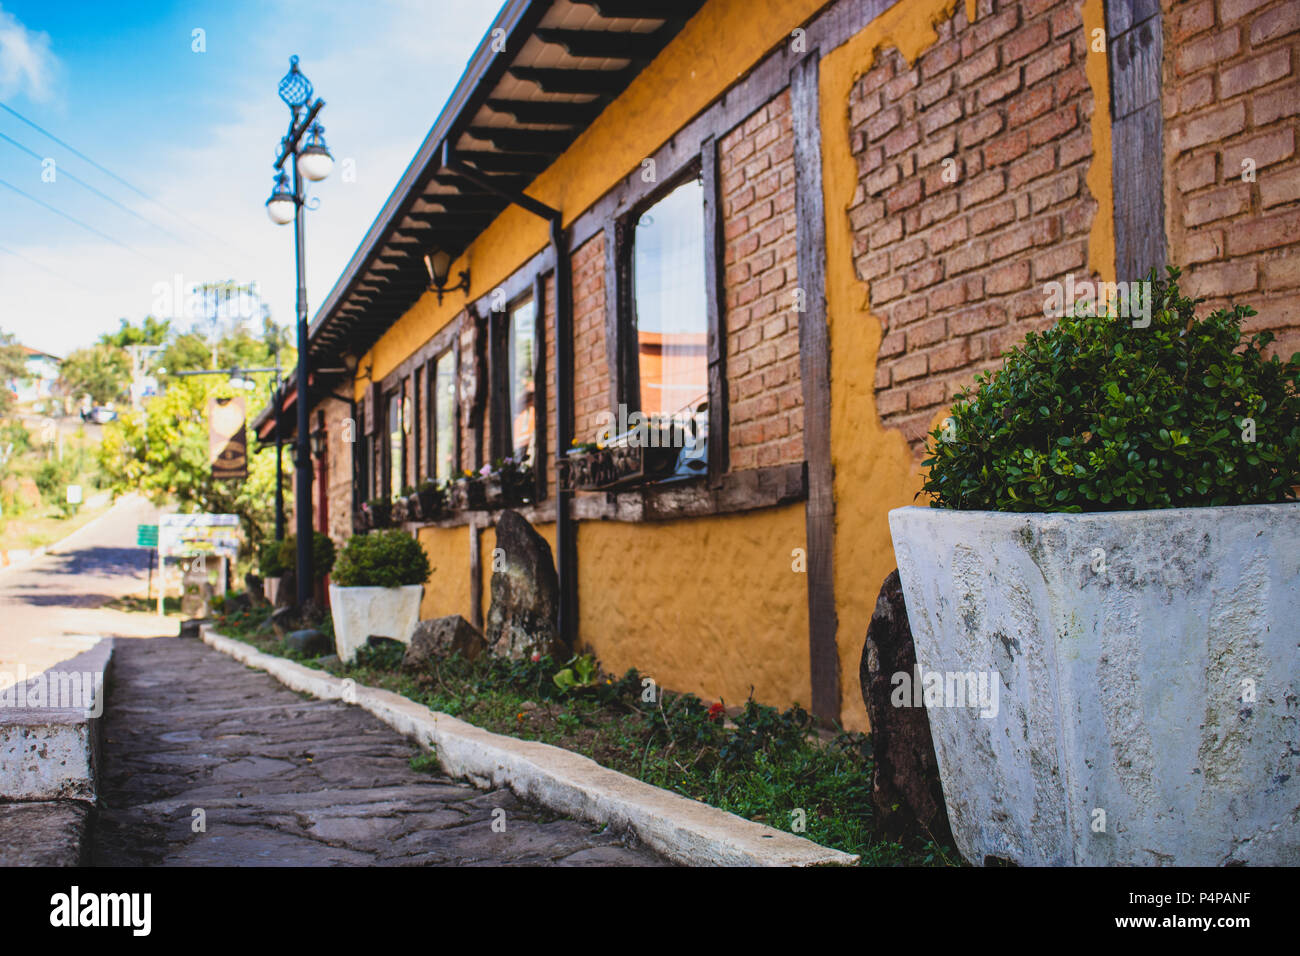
[266,171,295,225]
[297,122,334,182]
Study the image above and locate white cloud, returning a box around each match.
[0,5,58,102]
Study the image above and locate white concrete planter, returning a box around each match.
[889,503,1300,867]
[327,584,424,664]
[263,576,282,607]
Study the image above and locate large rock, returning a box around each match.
[402,615,487,671]
[285,629,332,657]
[859,569,953,846]
[485,510,564,660]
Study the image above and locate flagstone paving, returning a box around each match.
[92,636,667,866]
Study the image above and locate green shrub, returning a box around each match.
[332,529,431,587]
[259,531,335,579]
[922,268,1300,511]
[258,539,287,578]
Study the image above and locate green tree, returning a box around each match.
[98,377,286,554]
[0,329,26,417]
[100,315,170,349]
[59,343,131,405]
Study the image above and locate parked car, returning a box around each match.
[81,406,118,424]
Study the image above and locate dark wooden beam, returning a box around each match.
[464,126,571,155]
[534,27,667,60]
[572,0,701,19]
[701,133,728,488]
[791,51,839,723]
[508,66,635,95]
[484,98,600,126]
[454,150,556,176]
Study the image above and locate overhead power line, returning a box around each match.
[0,176,154,262]
[0,100,254,265]
[0,131,193,249]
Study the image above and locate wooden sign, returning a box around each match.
[208,394,248,480]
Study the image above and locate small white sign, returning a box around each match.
[66,485,82,505]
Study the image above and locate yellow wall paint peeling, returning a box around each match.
[1083,0,1116,281]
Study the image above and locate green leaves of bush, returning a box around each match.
[922,268,1300,512]
[258,531,335,579]
[332,528,431,587]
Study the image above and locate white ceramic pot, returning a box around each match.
[889,503,1299,866]
[327,583,424,664]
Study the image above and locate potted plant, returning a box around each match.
[362,497,393,529]
[278,532,336,605]
[416,478,447,521]
[482,457,534,507]
[328,529,432,663]
[449,469,487,511]
[889,269,1300,866]
[257,538,288,607]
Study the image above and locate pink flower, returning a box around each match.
[530,652,541,663]
[479,464,492,477]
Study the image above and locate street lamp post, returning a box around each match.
[266,55,333,607]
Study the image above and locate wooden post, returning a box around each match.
[792,50,841,722]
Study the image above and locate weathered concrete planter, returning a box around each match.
[327,584,424,664]
[889,503,1300,867]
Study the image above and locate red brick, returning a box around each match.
[1226,208,1300,254]
[950,303,1007,335]
[1223,127,1296,174]
[885,178,923,214]
[1176,28,1240,75]
[1024,42,1072,87]
[986,258,1031,294]
[1177,0,1216,38]
[907,315,948,349]
[1255,80,1300,123]
[1002,21,1050,63]
[1186,260,1260,298]
[1007,85,1054,126]
[1220,48,1292,98]
[1251,3,1300,45]
[985,129,1030,165]
[1170,103,1247,153]
[971,200,1016,235]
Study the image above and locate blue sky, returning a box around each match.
[0,0,501,355]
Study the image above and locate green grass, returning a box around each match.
[212,602,958,866]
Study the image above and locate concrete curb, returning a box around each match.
[202,627,858,867]
[0,637,113,803]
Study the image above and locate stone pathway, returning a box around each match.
[92,637,666,866]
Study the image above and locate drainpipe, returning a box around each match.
[440,145,577,646]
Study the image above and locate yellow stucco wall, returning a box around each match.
[577,504,810,709]
[416,524,474,622]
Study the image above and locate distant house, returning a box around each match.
[10,346,61,406]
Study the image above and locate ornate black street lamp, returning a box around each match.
[266,55,333,606]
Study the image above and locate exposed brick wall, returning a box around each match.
[571,232,610,447]
[1164,0,1300,359]
[853,0,1099,454]
[721,89,805,470]
[314,397,354,546]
